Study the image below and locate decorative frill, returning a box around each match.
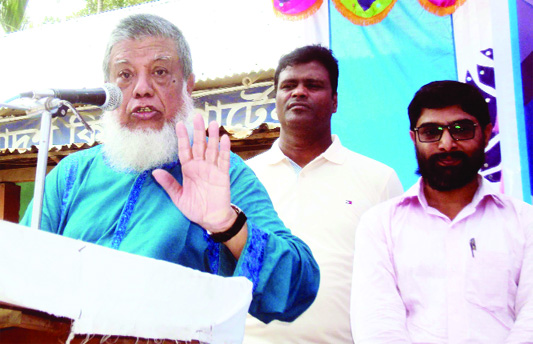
[418,0,468,16]
[332,0,397,25]
[272,0,324,20]
[273,0,469,25]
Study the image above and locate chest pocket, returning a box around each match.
[465,251,513,328]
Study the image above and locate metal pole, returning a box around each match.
[31,109,53,230]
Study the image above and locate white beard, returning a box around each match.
[100,91,194,172]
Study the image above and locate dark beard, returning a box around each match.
[416,147,485,191]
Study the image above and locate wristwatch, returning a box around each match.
[210,204,247,243]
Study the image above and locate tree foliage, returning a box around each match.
[71,0,155,18]
[0,0,156,32]
[0,0,28,33]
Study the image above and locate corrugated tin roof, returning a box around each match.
[0,0,328,103]
[0,142,98,169]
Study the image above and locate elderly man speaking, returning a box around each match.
[21,13,319,324]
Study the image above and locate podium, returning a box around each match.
[0,302,200,343]
[0,221,253,344]
[0,302,72,343]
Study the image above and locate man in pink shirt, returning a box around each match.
[351,80,533,343]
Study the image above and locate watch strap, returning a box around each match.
[210,204,247,243]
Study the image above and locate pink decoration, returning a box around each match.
[272,0,323,20]
[427,0,458,6]
[274,0,321,15]
[418,0,467,16]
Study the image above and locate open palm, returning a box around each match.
[152,114,234,233]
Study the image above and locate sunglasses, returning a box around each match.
[413,120,478,143]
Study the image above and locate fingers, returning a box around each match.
[176,113,230,170]
[192,114,206,160]
[152,169,183,205]
[176,121,192,163]
[218,134,231,174]
[206,121,219,164]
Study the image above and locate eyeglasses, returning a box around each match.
[414,120,478,143]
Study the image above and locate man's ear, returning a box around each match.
[332,93,338,114]
[483,123,493,148]
[410,130,416,144]
[186,73,195,95]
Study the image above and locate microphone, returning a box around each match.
[20,83,123,111]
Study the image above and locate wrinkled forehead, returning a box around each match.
[111,54,174,70]
[108,41,178,79]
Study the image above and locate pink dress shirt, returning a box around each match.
[351,176,533,344]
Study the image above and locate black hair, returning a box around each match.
[408,80,491,130]
[274,45,339,95]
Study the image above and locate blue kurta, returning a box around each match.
[21,145,319,323]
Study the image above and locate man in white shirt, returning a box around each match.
[244,45,403,343]
[351,80,533,343]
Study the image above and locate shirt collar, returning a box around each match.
[261,138,287,165]
[265,134,346,165]
[471,176,506,207]
[399,175,505,209]
[399,178,425,207]
[321,135,346,164]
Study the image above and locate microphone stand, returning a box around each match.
[31,108,53,229]
[2,96,94,229]
[30,98,69,229]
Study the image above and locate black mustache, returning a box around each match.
[429,151,469,162]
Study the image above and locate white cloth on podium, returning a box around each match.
[0,220,253,344]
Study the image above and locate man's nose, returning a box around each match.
[438,129,458,151]
[291,84,308,98]
[133,73,154,98]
